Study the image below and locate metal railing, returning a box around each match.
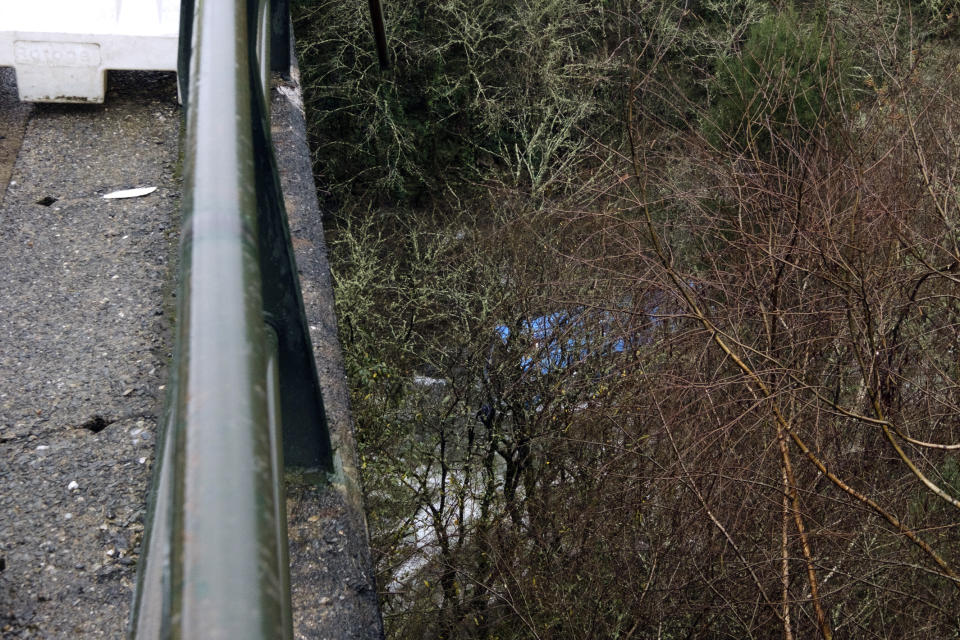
[129,0,343,637]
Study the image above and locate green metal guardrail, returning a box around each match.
[129,0,387,636]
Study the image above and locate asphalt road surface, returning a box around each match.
[0,68,381,638]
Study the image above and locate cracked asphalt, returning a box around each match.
[0,70,178,637]
[0,66,381,638]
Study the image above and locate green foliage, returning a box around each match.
[704,6,847,153]
[293,0,617,205]
[295,1,960,637]
[324,195,658,638]
[916,0,960,37]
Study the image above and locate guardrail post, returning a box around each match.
[173,0,286,635]
[269,0,290,73]
[131,0,324,637]
[264,325,294,639]
[248,0,333,470]
[132,0,392,634]
[177,0,194,105]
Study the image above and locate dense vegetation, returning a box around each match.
[294,1,960,637]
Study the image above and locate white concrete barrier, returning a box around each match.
[0,0,179,103]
